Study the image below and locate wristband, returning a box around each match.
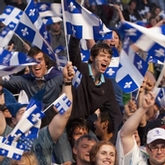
[63,81,72,86]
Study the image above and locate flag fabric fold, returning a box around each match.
[62,0,111,39]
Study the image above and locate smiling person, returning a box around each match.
[1,47,73,164]
[2,46,62,127]
[90,141,118,165]
[69,36,122,144]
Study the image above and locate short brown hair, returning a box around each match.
[88,42,112,64]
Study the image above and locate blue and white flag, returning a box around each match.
[0,136,24,160]
[37,2,62,17]
[14,10,55,61]
[115,41,148,93]
[155,87,165,107]
[53,93,72,114]
[80,48,90,63]
[36,2,62,25]
[54,46,68,69]
[88,0,108,5]
[104,47,119,78]
[62,0,111,39]
[0,48,38,77]
[72,66,82,88]
[119,21,165,62]
[0,5,23,30]
[0,27,14,48]
[25,0,51,44]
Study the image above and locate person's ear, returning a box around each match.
[73,147,77,155]
[90,56,94,62]
[102,120,108,130]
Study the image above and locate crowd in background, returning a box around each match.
[1,0,165,165]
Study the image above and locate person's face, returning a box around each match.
[31,52,48,78]
[51,22,61,33]
[104,31,120,49]
[147,140,165,165]
[130,2,136,10]
[94,114,103,138]
[74,138,96,163]
[95,144,116,165]
[72,127,88,142]
[91,50,111,74]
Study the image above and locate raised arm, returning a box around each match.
[48,61,74,142]
[120,92,155,155]
[112,4,125,22]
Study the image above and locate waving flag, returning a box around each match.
[119,21,165,62]
[36,2,62,25]
[0,90,45,160]
[155,87,165,107]
[53,93,72,114]
[88,0,108,5]
[0,48,38,77]
[25,0,51,44]
[0,27,14,48]
[0,136,24,160]
[0,5,23,30]
[37,2,62,17]
[104,47,119,78]
[115,39,148,93]
[72,66,82,88]
[14,9,55,61]
[62,0,111,39]
[80,48,90,62]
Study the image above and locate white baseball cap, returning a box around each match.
[147,128,165,144]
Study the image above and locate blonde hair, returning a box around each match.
[10,152,38,165]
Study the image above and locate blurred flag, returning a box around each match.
[118,21,165,63]
[72,66,82,88]
[115,39,148,93]
[155,87,165,107]
[88,0,108,5]
[0,48,38,77]
[53,93,72,114]
[0,5,23,30]
[0,27,14,48]
[62,0,111,39]
[80,48,90,62]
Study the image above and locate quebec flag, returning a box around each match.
[119,21,165,63]
[104,47,119,78]
[154,87,165,107]
[0,48,38,77]
[62,0,111,39]
[115,39,148,93]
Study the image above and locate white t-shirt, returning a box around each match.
[116,131,148,165]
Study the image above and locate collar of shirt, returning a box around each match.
[88,64,105,86]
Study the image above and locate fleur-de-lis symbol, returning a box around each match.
[29,9,35,17]
[137,60,142,70]
[68,2,76,12]
[21,27,29,36]
[124,81,132,88]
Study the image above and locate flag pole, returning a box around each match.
[61,0,70,62]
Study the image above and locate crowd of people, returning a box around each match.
[0,0,165,165]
